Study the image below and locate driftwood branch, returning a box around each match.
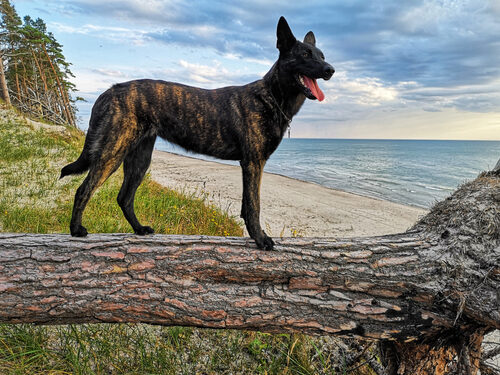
[0,162,499,374]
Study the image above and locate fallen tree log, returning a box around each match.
[0,164,499,374]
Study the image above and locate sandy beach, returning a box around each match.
[150,150,427,237]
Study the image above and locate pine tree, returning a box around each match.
[0,0,78,126]
[0,0,21,106]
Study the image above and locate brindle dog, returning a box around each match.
[61,17,334,250]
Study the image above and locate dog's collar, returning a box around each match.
[269,91,291,123]
[267,83,292,124]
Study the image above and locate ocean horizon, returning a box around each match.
[155,138,500,209]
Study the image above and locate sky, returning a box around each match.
[13,0,500,140]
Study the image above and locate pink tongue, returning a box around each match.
[303,76,325,101]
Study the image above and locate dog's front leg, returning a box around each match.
[240,160,275,250]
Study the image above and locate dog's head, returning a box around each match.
[276,16,334,101]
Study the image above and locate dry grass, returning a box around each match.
[413,172,500,242]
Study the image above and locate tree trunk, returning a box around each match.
[30,48,48,95]
[13,63,21,104]
[41,43,74,126]
[0,54,11,106]
[0,165,499,374]
[19,60,29,107]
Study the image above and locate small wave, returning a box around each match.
[364,177,400,186]
[414,183,452,191]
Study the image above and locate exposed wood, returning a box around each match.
[380,327,489,375]
[0,161,499,374]
[484,346,500,360]
[9,88,70,126]
[480,361,500,375]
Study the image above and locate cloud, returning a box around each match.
[50,22,150,45]
[328,73,399,107]
[173,60,258,86]
[146,28,272,60]
[345,1,500,88]
[50,0,180,24]
[49,0,274,33]
[33,0,500,138]
[52,1,500,88]
[400,80,500,112]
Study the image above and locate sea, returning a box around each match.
[155,138,500,209]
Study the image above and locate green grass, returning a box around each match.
[0,106,242,237]
[1,172,241,237]
[0,105,375,374]
[0,325,356,375]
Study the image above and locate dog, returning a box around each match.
[61,16,334,250]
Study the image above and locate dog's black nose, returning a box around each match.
[323,64,334,80]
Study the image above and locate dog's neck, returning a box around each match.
[263,62,306,121]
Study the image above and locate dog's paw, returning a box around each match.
[135,226,155,235]
[71,225,88,237]
[255,234,275,251]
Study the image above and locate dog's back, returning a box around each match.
[71,79,285,167]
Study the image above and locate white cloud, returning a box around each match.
[71,58,258,99]
[223,53,273,66]
[91,68,129,79]
[70,69,122,93]
[178,60,228,84]
[323,71,399,107]
[175,59,259,87]
[49,22,151,45]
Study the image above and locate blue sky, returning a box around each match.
[14,0,500,140]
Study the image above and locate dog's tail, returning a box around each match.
[60,88,114,179]
[60,148,91,179]
[60,115,98,179]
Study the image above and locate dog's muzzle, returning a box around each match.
[323,64,335,80]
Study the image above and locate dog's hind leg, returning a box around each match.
[117,135,157,235]
[240,159,275,250]
[70,155,124,237]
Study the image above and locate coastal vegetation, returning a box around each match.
[0,0,78,126]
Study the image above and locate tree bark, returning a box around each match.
[13,60,21,103]
[0,164,499,374]
[0,54,11,106]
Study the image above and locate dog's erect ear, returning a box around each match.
[304,31,316,46]
[276,16,296,53]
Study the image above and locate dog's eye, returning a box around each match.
[303,50,311,58]
[320,53,325,60]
